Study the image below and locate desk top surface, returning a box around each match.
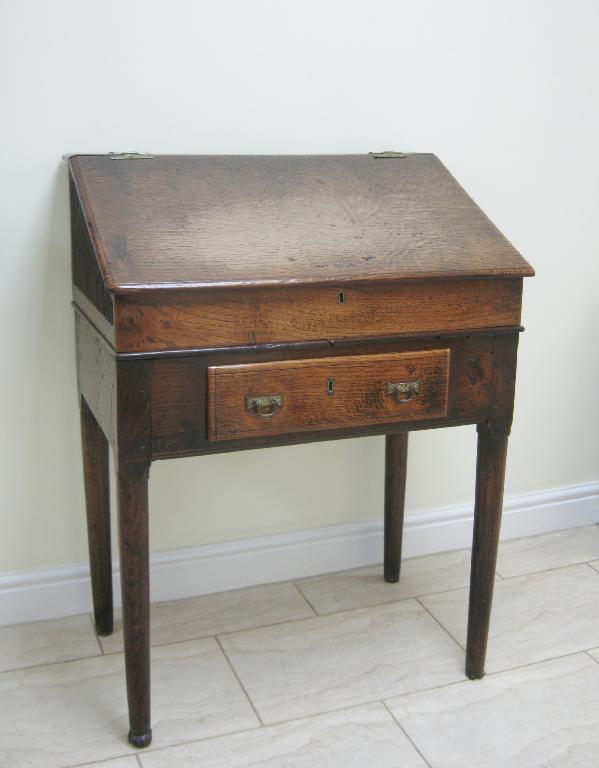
[69,153,533,293]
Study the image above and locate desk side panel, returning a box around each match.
[75,313,117,445]
[70,170,116,344]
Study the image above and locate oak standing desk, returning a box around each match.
[69,152,534,747]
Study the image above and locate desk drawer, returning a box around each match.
[207,350,450,441]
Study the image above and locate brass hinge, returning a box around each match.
[108,152,155,160]
[369,151,406,159]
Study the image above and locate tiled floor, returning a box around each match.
[2,525,599,767]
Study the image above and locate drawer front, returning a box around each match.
[207,350,450,441]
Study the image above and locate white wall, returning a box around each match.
[1,1,598,582]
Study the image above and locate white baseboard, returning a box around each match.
[2,481,598,626]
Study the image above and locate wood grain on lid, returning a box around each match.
[69,154,534,293]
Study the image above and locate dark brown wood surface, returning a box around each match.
[466,428,509,679]
[114,278,523,353]
[117,460,151,747]
[150,330,509,458]
[73,319,522,746]
[75,313,116,444]
[69,152,532,747]
[208,350,449,441]
[384,433,409,583]
[69,154,533,293]
[114,359,152,747]
[80,398,113,635]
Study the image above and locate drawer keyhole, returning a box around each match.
[337,290,345,304]
[327,376,335,396]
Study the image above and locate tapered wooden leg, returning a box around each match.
[80,398,113,636]
[466,427,509,679]
[384,432,409,583]
[117,461,152,748]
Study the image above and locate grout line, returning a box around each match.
[205,613,314,642]
[0,616,106,676]
[131,723,265,764]
[308,582,475,613]
[261,698,398,728]
[214,635,264,726]
[63,753,138,768]
[482,649,599,679]
[381,700,433,768]
[0,651,107,676]
[128,703,389,762]
[135,754,143,767]
[98,613,326,657]
[585,650,599,666]
[136,693,457,750]
[111,698,441,766]
[89,613,106,656]
[213,585,480,641]
[386,649,599,709]
[291,580,319,616]
[415,597,466,651]
[381,676,470,703]
[493,560,599,582]
[241,694,463,731]
[292,580,320,616]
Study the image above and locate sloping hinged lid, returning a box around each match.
[69,153,534,293]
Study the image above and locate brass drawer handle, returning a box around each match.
[245,394,283,418]
[385,380,421,403]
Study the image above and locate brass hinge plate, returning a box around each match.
[369,151,407,159]
[108,152,155,160]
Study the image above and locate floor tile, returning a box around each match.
[387,653,599,768]
[219,599,465,724]
[0,638,258,768]
[497,525,599,577]
[140,702,426,768]
[296,549,472,615]
[421,564,599,672]
[76,760,138,768]
[0,614,100,672]
[99,582,314,653]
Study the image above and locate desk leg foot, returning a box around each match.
[465,427,508,679]
[128,729,152,748]
[384,433,409,583]
[94,609,114,637]
[80,398,113,637]
[118,461,151,747]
